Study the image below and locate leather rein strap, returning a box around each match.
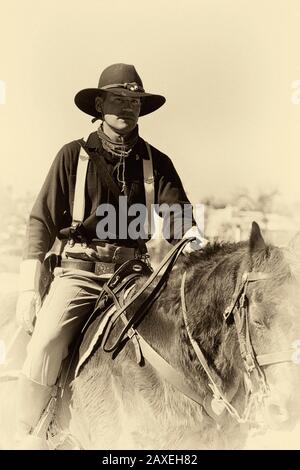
[181,272,243,422]
[100,237,194,354]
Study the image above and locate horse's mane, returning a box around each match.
[180,240,296,290]
[183,241,247,264]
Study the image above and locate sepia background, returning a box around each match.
[0,0,300,449]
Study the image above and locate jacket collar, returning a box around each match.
[86,131,101,150]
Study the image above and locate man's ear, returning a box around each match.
[95,96,103,114]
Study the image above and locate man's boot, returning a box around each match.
[15,374,53,449]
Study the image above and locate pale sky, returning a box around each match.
[0,0,300,206]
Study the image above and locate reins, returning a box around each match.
[181,271,244,422]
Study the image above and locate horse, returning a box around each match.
[46,222,299,450]
[0,222,300,449]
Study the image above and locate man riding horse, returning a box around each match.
[15,63,206,448]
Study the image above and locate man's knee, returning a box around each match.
[23,336,68,386]
[27,331,68,362]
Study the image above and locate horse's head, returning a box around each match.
[233,222,300,429]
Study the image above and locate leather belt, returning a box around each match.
[64,243,137,264]
[93,245,136,263]
[60,259,119,275]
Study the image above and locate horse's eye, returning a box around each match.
[253,319,265,329]
[254,290,264,303]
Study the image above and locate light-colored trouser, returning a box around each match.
[22,267,106,387]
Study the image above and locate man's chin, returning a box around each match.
[114,123,136,134]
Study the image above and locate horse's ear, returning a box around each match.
[249,221,266,252]
[288,231,300,252]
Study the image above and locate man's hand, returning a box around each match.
[16,259,42,335]
[16,290,41,335]
[182,226,208,255]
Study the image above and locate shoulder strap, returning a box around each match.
[143,141,155,236]
[72,145,90,225]
[78,139,147,255]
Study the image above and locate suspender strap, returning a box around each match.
[72,146,90,224]
[143,141,154,236]
[72,139,154,252]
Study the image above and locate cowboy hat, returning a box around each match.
[74,63,166,118]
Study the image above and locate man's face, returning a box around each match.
[96,93,141,134]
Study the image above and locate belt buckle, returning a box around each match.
[94,262,115,275]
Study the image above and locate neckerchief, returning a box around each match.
[96,124,139,158]
[96,124,139,193]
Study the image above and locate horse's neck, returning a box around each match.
[177,249,246,380]
[186,249,244,312]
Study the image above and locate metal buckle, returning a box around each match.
[69,221,87,246]
[140,252,151,267]
[144,176,154,184]
[224,301,235,321]
[223,306,233,321]
[70,221,80,234]
[68,222,80,247]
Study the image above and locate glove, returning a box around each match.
[16,291,41,335]
[16,260,42,335]
[182,226,208,255]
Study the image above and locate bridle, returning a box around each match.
[223,271,295,369]
[181,269,295,424]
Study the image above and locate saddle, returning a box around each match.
[55,258,151,392]
[61,237,191,391]
[75,258,153,376]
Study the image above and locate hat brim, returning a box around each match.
[74,88,166,118]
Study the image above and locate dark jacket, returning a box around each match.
[24,132,194,261]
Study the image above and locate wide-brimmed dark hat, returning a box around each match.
[75,63,166,119]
